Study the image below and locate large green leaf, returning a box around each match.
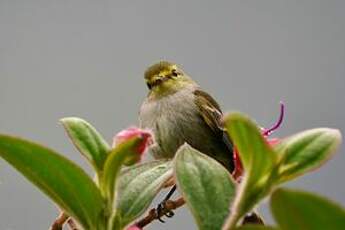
[175,144,236,230]
[61,117,110,172]
[0,135,105,229]
[275,128,342,183]
[223,113,278,230]
[114,160,173,228]
[271,188,345,230]
[224,113,277,186]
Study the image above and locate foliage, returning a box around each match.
[0,113,343,229]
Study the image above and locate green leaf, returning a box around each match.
[114,160,173,228]
[175,144,236,230]
[224,112,277,186]
[275,128,342,183]
[101,137,142,206]
[61,117,110,172]
[223,113,278,230]
[0,135,105,229]
[271,188,345,230]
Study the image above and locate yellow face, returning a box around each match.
[144,61,183,90]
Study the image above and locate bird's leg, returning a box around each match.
[156,185,177,223]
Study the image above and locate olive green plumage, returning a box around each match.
[139,61,234,172]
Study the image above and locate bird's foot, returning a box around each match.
[156,200,175,223]
[155,185,177,223]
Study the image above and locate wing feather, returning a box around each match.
[193,89,233,150]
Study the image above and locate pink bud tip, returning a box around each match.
[266,138,281,146]
[126,224,142,230]
[113,127,153,155]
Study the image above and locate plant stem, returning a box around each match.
[50,212,81,230]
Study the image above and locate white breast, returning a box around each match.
[139,85,203,158]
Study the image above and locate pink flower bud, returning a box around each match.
[266,138,280,146]
[113,127,153,157]
[126,224,142,230]
[232,102,285,181]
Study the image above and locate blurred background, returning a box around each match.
[1,0,344,229]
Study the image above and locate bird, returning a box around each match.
[139,61,263,225]
[139,61,234,172]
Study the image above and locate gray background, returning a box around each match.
[1,0,344,229]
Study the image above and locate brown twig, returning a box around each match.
[49,211,80,230]
[67,218,79,230]
[49,195,184,229]
[136,197,186,228]
[50,212,68,230]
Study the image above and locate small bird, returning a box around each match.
[139,61,234,172]
[139,61,264,225]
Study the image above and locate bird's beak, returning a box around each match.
[145,76,164,90]
[146,80,153,90]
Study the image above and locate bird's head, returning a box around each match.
[144,61,195,96]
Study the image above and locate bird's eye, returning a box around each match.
[171,69,178,77]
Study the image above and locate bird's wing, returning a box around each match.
[194,89,223,133]
[193,89,233,150]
